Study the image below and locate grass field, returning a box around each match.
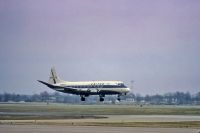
[0,103,200,128]
[0,103,200,116]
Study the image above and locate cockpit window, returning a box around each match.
[117,83,125,87]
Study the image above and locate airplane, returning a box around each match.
[38,67,130,102]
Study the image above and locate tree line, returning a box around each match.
[0,91,200,105]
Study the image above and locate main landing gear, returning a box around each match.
[99,97,104,102]
[80,95,86,101]
[80,95,121,102]
[99,95,105,102]
[117,95,121,101]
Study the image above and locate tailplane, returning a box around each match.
[48,67,63,84]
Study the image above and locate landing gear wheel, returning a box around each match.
[99,97,104,102]
[117,97,121,101]
[117,95,121,101]
[81,96,85,101]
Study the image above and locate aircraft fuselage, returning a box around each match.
[38,68,130,102]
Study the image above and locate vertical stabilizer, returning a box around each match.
[48,67,63,84]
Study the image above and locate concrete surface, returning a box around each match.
[0,125,199,133]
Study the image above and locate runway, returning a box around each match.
[1,104,200,129]
[0,125,199,133]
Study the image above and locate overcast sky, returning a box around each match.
[0,0,200,95]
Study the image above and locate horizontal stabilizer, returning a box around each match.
[37,80,55,88]
[37,80,78,94]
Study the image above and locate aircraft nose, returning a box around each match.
[126,87,130,92]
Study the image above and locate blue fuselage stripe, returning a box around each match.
[64,85,127,89]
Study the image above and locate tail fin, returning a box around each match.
[48,67,63,84]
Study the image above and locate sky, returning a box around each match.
[0,0,200,95]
